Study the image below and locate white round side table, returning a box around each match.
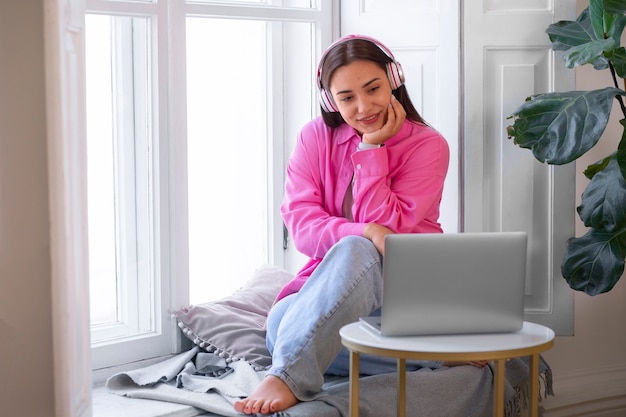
[339,321,555,417]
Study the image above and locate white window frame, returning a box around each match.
[84,0,337,371]
[85,1,170,370]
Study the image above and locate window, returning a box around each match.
[85,0,334,370]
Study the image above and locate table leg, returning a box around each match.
[349,350,360,417]
[529,354,539,417]
[493,359,505,417]
[397,358,406,417]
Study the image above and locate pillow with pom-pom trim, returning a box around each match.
[174,265,293,371]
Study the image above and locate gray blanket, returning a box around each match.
[107,346,552,417]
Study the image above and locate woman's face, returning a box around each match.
[329,60,393,135]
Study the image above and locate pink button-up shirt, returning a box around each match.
[276,116,450,301]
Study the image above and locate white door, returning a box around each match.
[342,0,576,335]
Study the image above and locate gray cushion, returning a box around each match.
[174,265,293,370]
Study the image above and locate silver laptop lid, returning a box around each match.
[380,232,527,336]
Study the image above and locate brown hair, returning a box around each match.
[319,38,426,128]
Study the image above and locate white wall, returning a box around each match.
[0,1,56,416]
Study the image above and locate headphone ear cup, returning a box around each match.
[319,89,338,113]
[386,61,405,90]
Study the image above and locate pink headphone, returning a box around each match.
[317,34,405,113]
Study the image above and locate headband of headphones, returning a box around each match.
[317,34,405,113]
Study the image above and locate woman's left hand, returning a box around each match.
[363,223,395,255]
[361,95,407,146]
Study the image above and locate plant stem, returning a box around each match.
[609,61,626,117]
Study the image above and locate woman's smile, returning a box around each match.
[358,112,381,125]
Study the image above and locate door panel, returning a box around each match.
[464,0,576,335]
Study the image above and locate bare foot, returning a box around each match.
[233,375,299,415]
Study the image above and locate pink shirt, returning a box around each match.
[276,116,450,301]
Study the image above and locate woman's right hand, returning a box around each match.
[361,95,406,146]
[363,223,394,255]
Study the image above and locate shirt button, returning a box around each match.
[356,164,362,169]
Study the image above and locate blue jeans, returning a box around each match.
[265,235,441,401]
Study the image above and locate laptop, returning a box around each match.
[360,232,527,336]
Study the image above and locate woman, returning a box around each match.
[234,34,463,415]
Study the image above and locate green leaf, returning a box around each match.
[603,0,626,15]
[563,38,615,68]
[607,14,626,47]
[604,46,626,77]
[617,119,626,179]
[547,7,611,70]
[583,154,613,179]
[618,148,626,180]
[577,156,626,231]
[562,228,626,295]
[547,8,595,51]
[506,88,624,164]
[590,0,608,40]
[590,0,626,46]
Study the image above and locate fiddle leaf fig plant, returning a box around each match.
[506,0,626,295]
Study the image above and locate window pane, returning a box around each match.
[186,18,269,304]
[195,0,268,3]
[86,14,155,342]
[280,0,316,7]
[188,0,317,8]
[101,0,155,3]
[86,14,117,325]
